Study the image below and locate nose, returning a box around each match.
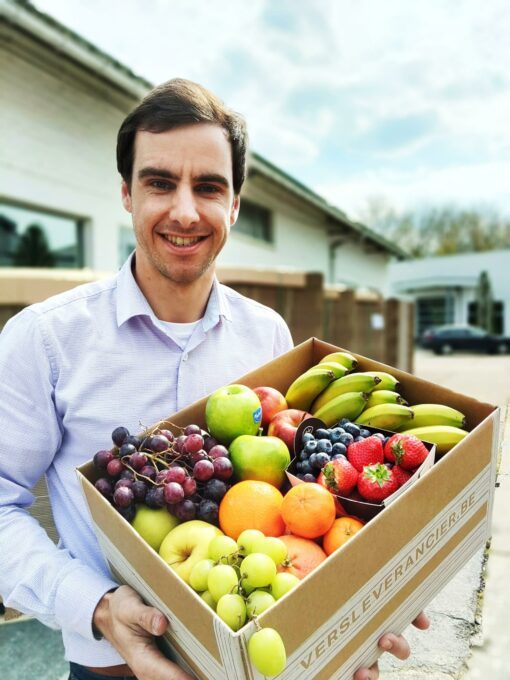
[168,185,199,228]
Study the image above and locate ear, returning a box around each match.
[121,180,132,213]
[230,195,240,226]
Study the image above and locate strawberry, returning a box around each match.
[392,465,413,487]
[357,463,399,502]
[318,457,358,497]
[347,435,384,472]
[384,434,429,470]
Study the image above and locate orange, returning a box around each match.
[322,516,365,556]
[276,534,327,579]
[281,483,335,539]
[218,480,285,540]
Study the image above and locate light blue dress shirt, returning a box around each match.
[0,255,293,666]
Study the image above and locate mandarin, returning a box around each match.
[322,516,365,556]
[281,483,336,539]
[218,480,285,540]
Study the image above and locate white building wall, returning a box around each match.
[219,183,392,292]
[333,243,390,293]
[0,30,136,270]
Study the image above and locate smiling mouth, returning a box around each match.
[160,234,207,247]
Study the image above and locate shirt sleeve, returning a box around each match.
[0,309,118,638]
[273,314,294,357]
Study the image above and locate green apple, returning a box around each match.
[205,384,262,446]
[229,435,290,488]
[131,505,180,551]
[159,520,223,584]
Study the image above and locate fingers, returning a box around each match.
[378,632,411,661]
[412,610,430,630]
[137,605,168,636]
[353,661,379,680]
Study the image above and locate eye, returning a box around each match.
[150,180,171,190]
[197,184,221,194]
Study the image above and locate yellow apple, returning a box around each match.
[131,505,180,551]
[159,520,223,583]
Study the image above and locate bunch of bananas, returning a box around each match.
[284,352,469,456]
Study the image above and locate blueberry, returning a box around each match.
[359,428,371,438]
[339,418,351,426]
[315,428,331,440]
[353,435,365,442]
[299,448,309,461]
[343,423,361,438]
[303,473,317,483]
[331,442,347,456]
[338,433,354,446]
[372,432,386,442]
[301,461,313,475]
[329,427,344,443]
[315,452,331,469]
[295,461,304,472]
[304,440,318,454]
[317,439,333,454]
[310,453,327,470]
[302,432,315,444]
[331,453,347,461]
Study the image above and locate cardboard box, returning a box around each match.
[77,338,499,679]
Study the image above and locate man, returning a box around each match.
[0,79,428,680]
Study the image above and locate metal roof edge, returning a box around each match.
[1,0,152,98]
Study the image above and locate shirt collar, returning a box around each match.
[116,252,232,328]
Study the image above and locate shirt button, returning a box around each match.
[183,353,188,361]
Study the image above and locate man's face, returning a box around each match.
[122,123,240,287]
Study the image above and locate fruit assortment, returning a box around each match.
[90,348,472,677]
[294,419,430,504]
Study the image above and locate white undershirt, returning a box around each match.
[157,318,202,349]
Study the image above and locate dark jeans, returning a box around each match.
[68,663,136,680]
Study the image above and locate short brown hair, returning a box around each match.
[117,78,248,195]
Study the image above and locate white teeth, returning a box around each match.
[163,235,202,246]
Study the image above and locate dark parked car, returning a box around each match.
[421,324,510,355]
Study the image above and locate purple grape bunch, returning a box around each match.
[93,422,234,528]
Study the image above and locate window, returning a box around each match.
[235,200,273,243]
[0,202,84,268]
[416,296,454,337]
[119,226,136,266]
[468,300,504,334]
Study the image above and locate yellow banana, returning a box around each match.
[319,351,358,371]
[285,368,336,412]
[398,425,468,456]
[306,361,349,379]
[311,373,381,413]
[366,390,408,408]
[313,391,368,427]
[355,403,413,431]
[401,404,467,430]
[361,371,400,392]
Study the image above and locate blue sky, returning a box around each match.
[33,0,510,221]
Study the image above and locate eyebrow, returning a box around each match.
[137,167,230,187]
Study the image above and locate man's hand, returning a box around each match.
[353,611,430,680]
[93,585,194,680]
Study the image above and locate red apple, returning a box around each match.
[267,408,312,454]
[253,386,288,429]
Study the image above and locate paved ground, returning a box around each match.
[2,349,509,679]
[379,350,510,679]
